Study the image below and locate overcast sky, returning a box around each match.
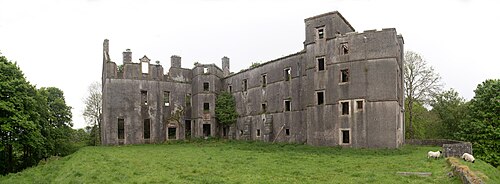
[1,0,499,129]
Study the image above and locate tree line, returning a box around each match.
[404,51,499,168]
[0,55,92,175]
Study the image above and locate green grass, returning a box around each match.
[0,140,465,183]
[453,157,500,183]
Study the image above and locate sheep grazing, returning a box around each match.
[427,150,442,159]
[461,153,475,163]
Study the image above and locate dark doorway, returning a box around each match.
[203,124,211,137]
[185,120,191,139]
[168,127,177,140]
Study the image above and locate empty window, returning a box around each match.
[284,100,291,112]
[341,101,349,115]
[203,124,211,137]
[203,103,210,112]
[261,103,267,113]
[317,58,325,71]
[256,129,261,137]
[243,79,248,91]
[185,120,191,138]
[341,130,350,144]
[141,91,148,105]
[203,67,208,74]
[228,85,232,93]
[340,42,349,55]
[118,118,124,140]
[317,28,324,39]
[262,74,267,87]
[142,61,149,74]
[143,119,150,139]
[356,100,363,110]
[317,91,324,105]
[239,130,244,136]
[341,69,349,83]
[164,91,170,106]
[285,128,290,136]
[168,127,177,140]
[284,68,291,81]
[185,93,191,107]
[203,82,209,91]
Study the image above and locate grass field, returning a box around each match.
[1,140,495,183]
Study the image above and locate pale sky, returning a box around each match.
[1,0,499,129]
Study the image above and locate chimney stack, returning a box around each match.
[171,55,181,68]
[222,56,230,77]
[123,49,132,64]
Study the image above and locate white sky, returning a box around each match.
[1,0,499,129]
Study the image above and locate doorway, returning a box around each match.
[203,124,211,137]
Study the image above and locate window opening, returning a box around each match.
[341,101,349,115]
[284,68,291,81]
[261,103,267,113]
[185,120,191,139]
[143,119,150,139]
[243,79,248,91]
[256,129,261,137]
[228,85,232,93]
[341,69,349,83]
[284,100,291,112]
[341,130,350,144]
[340,43,349,55]
[318,28,324,39]
[317,58,325,71]
[118,119,124,140]
[285,128,290,136]
[203,103,210,112]
[141,90,148,105]
[168,127,177,140]
[203,67,208,74]
[203,82,209,91]
[317,91,324,105]
[164,91,170,106]
[262,74,267,87]
[203,124,211,137]
[185,94,191,107]
[356,100,363,110]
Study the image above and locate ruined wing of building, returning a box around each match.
[101,11,405,148]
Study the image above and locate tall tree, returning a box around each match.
[83,82,102,145]
[215,92,238,138]
[404,51,442,139]
[456,79,499,167]
[430,89,467,139]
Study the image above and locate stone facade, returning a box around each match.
[101,11,405,148]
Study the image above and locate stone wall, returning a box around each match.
[406,139,473,158]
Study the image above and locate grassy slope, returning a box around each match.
[1,141,464,183]
[454,157,500,183]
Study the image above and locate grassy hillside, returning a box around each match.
[0,140,474,183]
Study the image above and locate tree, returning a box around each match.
[215,92,238,138]
[83,82,102,145]
[404,101,441,139]
[456,79,499,167]
[430,89,467,139]
[404,51,442,139]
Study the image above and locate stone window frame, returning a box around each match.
[316,26,325,40]
[284,99,291,112]
[256,129,261,137]
[261,73,267,87]
[243,79,248,92]
[141,90,148,106]
[203,67,208,74]
[355,99,364,112]
[339,100,350,116]
[203,102,210,112]
[228,85,233,93]
[316,90,325,105]
[185,93,192,107]
[339,128,351,145]
[164,91,170,107]
[261,103,267,113]
[143,119,151,140]
[283,67,291,81]
[340,42,349,55]
[203,82,210,92]
[316,56,326,71]
[340,68,349,84]
[117,118,125,140]
[285,128,291,136]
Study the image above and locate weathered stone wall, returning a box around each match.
[406,139,473,158]
[101,11,404,148]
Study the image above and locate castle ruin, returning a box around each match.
[101,11,405,148]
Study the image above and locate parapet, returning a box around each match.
[171,55,181,68]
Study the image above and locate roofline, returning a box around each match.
[304,11,355,32]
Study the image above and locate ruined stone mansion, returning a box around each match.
[101,11,405,148]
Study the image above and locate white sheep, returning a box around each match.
[461,153,475,163]
[427,150,442,159]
